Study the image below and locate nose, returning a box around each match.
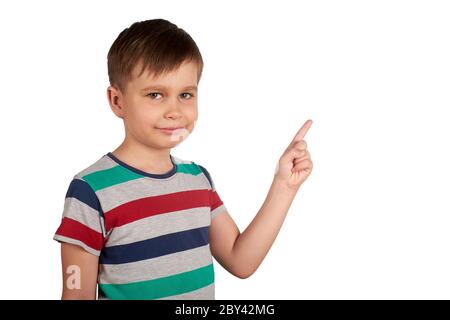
[164,97,183,119]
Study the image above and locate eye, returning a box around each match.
[181,92,195,99]
[147,92,162,99]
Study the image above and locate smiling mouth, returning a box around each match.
[157,127,184,130]
[156,127,185,131]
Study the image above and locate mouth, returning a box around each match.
[156,127,184,130]
[156,126,185,133]
[157,127,184,130]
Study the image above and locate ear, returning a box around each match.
[107,85,125,119]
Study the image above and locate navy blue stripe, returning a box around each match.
[99,226,209,265]
[198,165,213,189]
[65,178,104,217]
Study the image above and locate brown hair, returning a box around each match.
[107,19,204,93]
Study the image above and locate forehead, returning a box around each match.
[129,60,199,92]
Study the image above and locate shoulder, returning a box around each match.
[172,155,214,189]
[63,155,110,215]
[73,154,116,181]
[65,154,116,196]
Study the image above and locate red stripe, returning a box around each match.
[105,189,210,231]
[55,217,104,251]
[210,190,224,211]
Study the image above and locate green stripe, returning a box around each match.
[82,163,203,192]
[99,263,214,300]
[82,165,143,192]
[177,163,202,175]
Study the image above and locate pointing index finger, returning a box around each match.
[292,119,313,143]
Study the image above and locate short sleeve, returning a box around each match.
[53,178,106,256]
[198,165,227,220]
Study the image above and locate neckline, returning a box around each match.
[106,152,178,179]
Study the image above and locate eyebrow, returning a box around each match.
[140,85,198,92]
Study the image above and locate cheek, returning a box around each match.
[186,105,198,122]
[129,104,159,125]
[186,108,198,132]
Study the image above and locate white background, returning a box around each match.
[0,0,449,299]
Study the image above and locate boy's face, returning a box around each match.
[107,60,199,150]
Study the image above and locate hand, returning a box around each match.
[274,119,313,191]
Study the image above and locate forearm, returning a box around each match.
[60,243,99,300]
[62,290,96,300]
[232,178,298,278]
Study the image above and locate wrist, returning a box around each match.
[272,176,300,195]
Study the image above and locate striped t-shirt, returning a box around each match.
[53,152,227,300]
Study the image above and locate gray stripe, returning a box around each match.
[99,244,213,284]
[63,197,104,234]
[157,283,215,300]
[53,234,101,256]
[74,155,117,179]
[171,155,192,165]
[97,172,210,213]
[105,207,210,247]
[196,163,220,192]
[211,204,227,220]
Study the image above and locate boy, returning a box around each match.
[53,18,313,300]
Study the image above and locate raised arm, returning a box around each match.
[60,243,99,300]
[209,120,313,279]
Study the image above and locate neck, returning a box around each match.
[111,136,173,174]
